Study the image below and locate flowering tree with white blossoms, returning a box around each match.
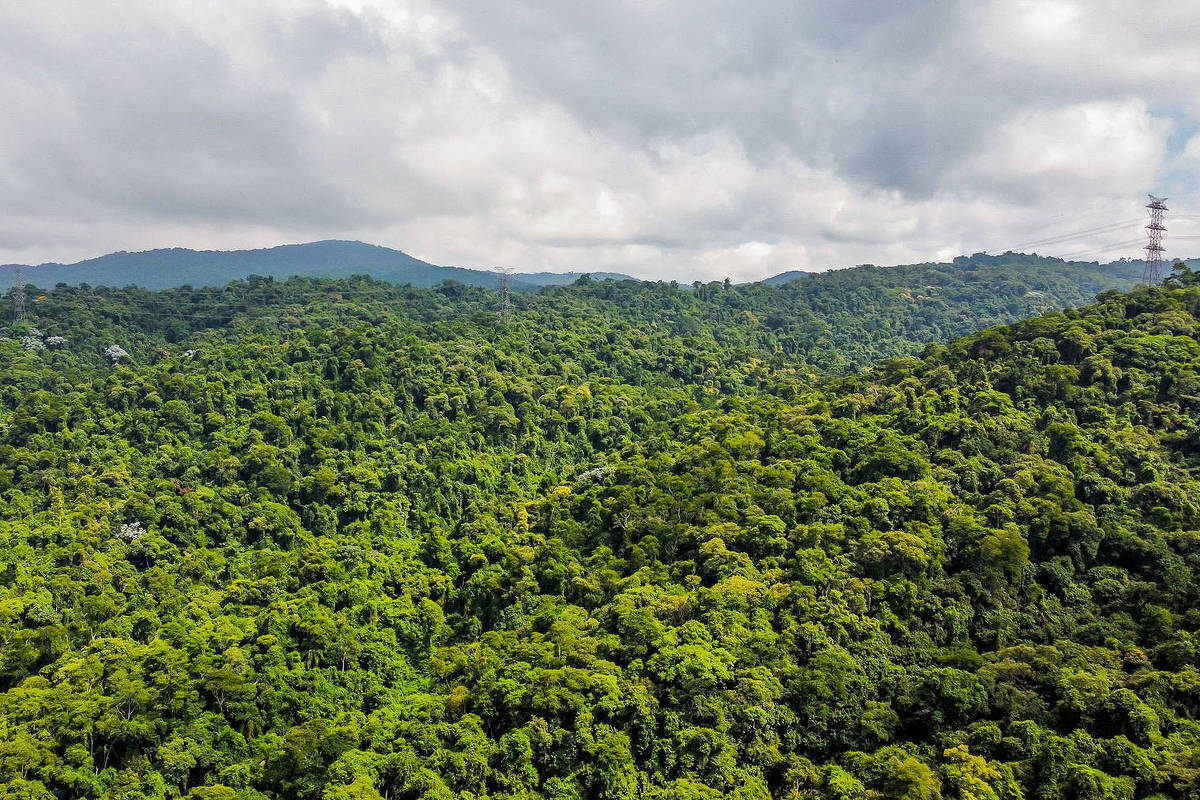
[105,344,129,364]
[117,522,147,542]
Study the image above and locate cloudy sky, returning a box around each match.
[3,1,1200,281]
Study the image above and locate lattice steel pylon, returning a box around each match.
[495,267,512,320]
[1143,195,1168,285]
[12,265,25,322]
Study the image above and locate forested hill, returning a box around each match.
[761,251,1146,291]
[3,263,1200,799]
[7,246,1152,307]
[0,253,1162,373]
[5,240,632,291]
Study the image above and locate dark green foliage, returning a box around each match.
[2,266,1200,799]
[3,251,1148,376]
[751,253,1144,369]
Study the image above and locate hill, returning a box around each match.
[3,253,1176,373]
[5,244,1166,303]
[3,269,1200,798]
[761,251,1148,288]
[4,239,632,291]
[566,253,1153,370]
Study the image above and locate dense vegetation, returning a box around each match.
[5,252,1146,373]
[757,253,1143,367]
[2,263,1200,800]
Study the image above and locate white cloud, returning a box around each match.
[955,100,1171,201]
[0,0,1198,280]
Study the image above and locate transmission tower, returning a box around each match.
[12,265,25,323]
[495,267,512,320]
[1143,195,1168,285]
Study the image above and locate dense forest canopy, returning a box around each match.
[0,252,1150,373]
[2,262,1200,800]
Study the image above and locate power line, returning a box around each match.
[983,218,1143,255]
[1053,238,1147,261]
[997,219,1144,252]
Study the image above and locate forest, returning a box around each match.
[2,260,1200,800]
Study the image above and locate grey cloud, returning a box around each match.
[443,1,998,195]
[0,3,461,244]
[2,11,309,218]
[263,6,390,78]
[0,1,1195,278]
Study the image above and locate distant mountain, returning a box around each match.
[4,240,633,291]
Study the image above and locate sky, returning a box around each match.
[3,0,1200,282]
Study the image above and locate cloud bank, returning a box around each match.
[2,0,1198,281]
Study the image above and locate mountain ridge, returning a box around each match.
[10,240,1188,294]
[4,239,633,291]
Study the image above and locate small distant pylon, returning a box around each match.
[12,265,25,322]
[1143,195,1168,285]
[495,267,512,320]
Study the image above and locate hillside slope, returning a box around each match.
[2,271,1200,798]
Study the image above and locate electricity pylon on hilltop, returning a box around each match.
[12,265,24,322]
[495,267,512,320]
[1143,195,1168,285]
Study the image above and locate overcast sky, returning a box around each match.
[3,1,1200,281]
